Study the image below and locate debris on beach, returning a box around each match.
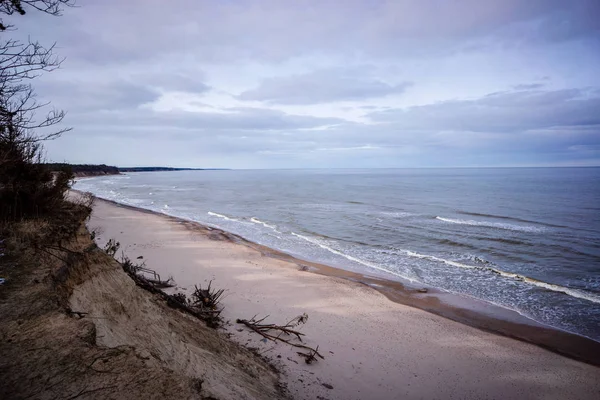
[120,255,175,289]
[103,238,120,256]
[190,280,225,310]
[236,313,324,363]
[119,255,224,327]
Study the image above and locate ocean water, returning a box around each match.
[75,168,600,341]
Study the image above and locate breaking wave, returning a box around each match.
[207,211,239,222]
[400,250,600,304]
[436,216,546,233]
[290,232,415,282]
[250,217,280,233]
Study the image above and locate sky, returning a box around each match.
[6,0,600,168]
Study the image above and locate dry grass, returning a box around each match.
[10,218,49,242]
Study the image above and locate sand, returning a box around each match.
[1,213,287,399]
[88,198,600,400]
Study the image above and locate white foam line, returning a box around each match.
[291,232,416,283]
[250,217,281,233]
[379,211,414,218]
[401,249,600,304]
[207,211,238,222]
[436,216,545,233]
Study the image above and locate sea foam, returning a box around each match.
[250,217,280,233]
[436,216,546,233]
[400,249,600,304]
[207,211,238,221]
[291,232,415,282]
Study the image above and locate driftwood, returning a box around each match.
[236,314,324,362]
[120,256,223,328]
[121,256,175,289]
[146,276,175,288]
[189,281,224,310]
[297,347,321,364]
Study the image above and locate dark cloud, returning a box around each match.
[238,69,412,104]
[369,89,600,133]
[12,0,599,65]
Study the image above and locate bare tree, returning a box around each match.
[1,1,73,30]
[1,0,75,145]
[0,0,75,220]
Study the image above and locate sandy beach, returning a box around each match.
[88,198,600,400]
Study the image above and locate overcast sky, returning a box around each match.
[8,0,600,168]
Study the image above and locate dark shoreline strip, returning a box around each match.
[88,194,600,367]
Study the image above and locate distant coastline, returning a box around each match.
[45,163,227,177]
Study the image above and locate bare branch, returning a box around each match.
[0,1,76,31]
[236,314,324,362]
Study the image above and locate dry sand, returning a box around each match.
[1,211,288,399]
[89,199,600,400]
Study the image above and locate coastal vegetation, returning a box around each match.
[45,163,120,176]
[42,163,217,177]
[0,1,74,221]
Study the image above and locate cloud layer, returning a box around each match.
[5,0,599,167]
[238,69,412,104]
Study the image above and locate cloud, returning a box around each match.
[5,1,599,167]
[513,83,545,90]
[369,89,600,133]
[237,68,412,104]
[65,105,347,135]
[138,73,211,94]
[14,0,598,66]
[36,79,160,112]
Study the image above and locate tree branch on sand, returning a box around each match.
[236,314,324,363]
[119,255,224,328]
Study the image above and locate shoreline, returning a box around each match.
[90,195,600,367]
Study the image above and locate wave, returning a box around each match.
[250,217,281,233]
[400,249,600,304]
[286,233,600,304]
[458,210,568,229]
[437,238,477,249]
[479,237,531,246]
[290,232,416,282]
[207,211,239,222]
[436,216,546,233]
[379,211,414,218]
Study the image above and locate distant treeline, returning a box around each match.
[44,164,224,177]
[45,163,120,176]
[118,167,205,172]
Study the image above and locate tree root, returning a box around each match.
[120,255,223,328]
[236,314,324,362]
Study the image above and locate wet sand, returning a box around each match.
[87,197,600,400]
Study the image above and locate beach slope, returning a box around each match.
[89,199,600,400]
[0,209,287,400]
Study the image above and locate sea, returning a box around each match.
[75,168,600,341]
